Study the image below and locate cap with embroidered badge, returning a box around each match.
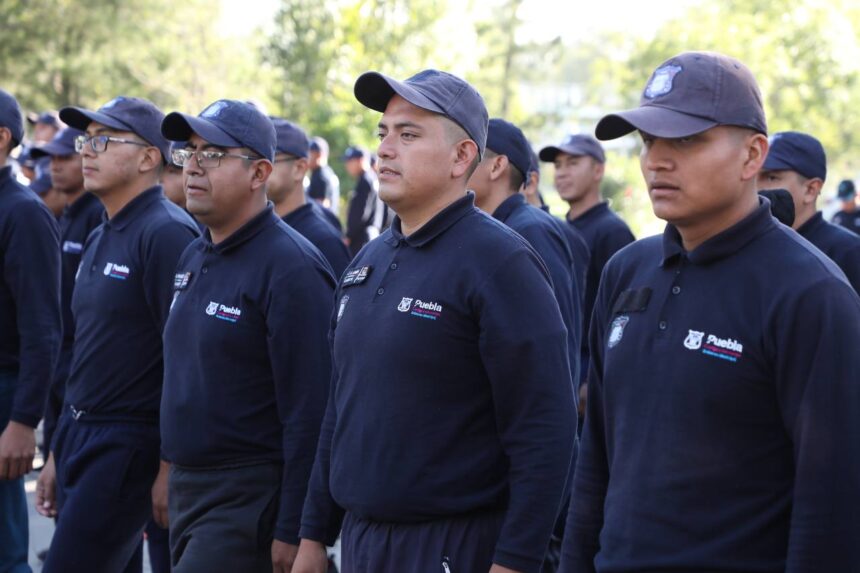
[161,99,276,162]
[60,97,170,162]
[595,51,767,141]
[271,118,309,158]
[354,69,489,157]
[539,133,606,164]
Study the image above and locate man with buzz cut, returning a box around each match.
[160,100,335,573]
[267,117,351,278]
[757,131,860,292]
[561,51,860,573]
[38,97,199,573]
[293,69,576,573]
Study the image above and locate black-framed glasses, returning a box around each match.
[172,148,263,168]
[75,134,148,154]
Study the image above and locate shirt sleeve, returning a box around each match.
[298,291,345,546]
[477,248,577,573]
[141,221,198,332]
[560,264,616,573]
[772,277,860,572]
[4,200,61,427]
[269,262,335,544]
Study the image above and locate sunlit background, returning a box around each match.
[3,0,859,236]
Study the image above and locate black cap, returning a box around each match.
[486,118,532,179]
[60,97,170,162]
[763,131,826,181]
[539,133,606,164]
[354,69,489,157]
[596,51,767,140]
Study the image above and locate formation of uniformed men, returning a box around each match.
[1,48,859,573]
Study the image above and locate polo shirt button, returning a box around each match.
[91,265,96,271]
[202,267,208,274]
[390,263,398,270]
[672,286,681,295]
[658,321,668,330]
[377,287,385,295]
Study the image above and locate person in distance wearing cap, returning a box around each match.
[757,131,860,292]
[36,97,199,573]
[160,100,335,573]
[294,69,575,573]
[307,136,342,221]
[268,118,351,278]
[831,179,860,235]
[560,51,860,573]
[0,89,61,573]
[342,145,380,256]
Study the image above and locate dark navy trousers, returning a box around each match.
[340,510,505,573]
[43,413,160,573]
[0,370,30,573]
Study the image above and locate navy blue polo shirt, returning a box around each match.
[494,193,580,396]
[307,165,340,215]
[301,193,576,573]
[345,170,378,252]
[544,205,590,305]
[0,165,61,427]
[799,212,860,292]
[283,202,351,279]
[64,186,198,422]
[564,199,860,572]
[161,205,335,545]
[831,209,860,235]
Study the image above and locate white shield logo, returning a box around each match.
[205,302,219,316]
[684,329,705,350]
[337,295,349,322]
[644,64,682,99]
[103,262,113,275]
[397,297,413,313]
[608,315,629,348]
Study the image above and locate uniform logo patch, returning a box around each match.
[62,240,83,254]
[608,315,629,348]
[201,100,229,119]
[644,64,682,99]
[398,297,443,320]
[103,262,130,280]
[174,272,192,290]
[684,328,744,362]
[205,301,242,323]
[397,297,413,312]
[342,266,372,287]
[337,294,349,322]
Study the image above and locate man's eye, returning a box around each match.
[201,151,222,159]
[401,133,417,140]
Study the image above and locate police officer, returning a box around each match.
[29,163,67,217]
[831,179,860,235]
[38,97,199,573]
[561,51,860,573]
[268,118,351,277]
[307,136,341,219]
[342,145,379,256]
[160,100,335,573]
[539,134,634,396]
[0,89,61,573]
[293,69,576,573]
[757,131,860,291]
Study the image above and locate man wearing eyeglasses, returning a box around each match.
[267,118,351,278]
[160,100,335,573]
[36,97,199,573]
[0,89,61,573]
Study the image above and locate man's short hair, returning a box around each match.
[442,117,480,180]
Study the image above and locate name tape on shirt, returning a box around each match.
[174,272,192,290]
[342,266,372,287]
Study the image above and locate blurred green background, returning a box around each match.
[3,0,859,236]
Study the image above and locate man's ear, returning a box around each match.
[250,159,274,192]
[451,139,479,179]
[488,154,509,183]
[139,146,163,175]
[741,133,769,181]
[805,177,823,204]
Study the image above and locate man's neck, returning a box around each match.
[566,190,601,220]
[209,200,267,245]
[476,185,513,218]
[273,188,307,219]
[676,192,759,252]
[399,187,466,237]
[100,180,156,220]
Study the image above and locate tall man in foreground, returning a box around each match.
[562,51,860,573]
[294,69,575,573]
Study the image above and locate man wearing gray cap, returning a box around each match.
[561,51,860,573]
[294,70,576,573]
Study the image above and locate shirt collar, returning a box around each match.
[103,186,164,231]
[569,200,609,223]
[491,193,526,223]
[797,211,824,236]
[384,192,476,248]
[282,202,313,226]
[203,203,278,255]
[661,197,776,266]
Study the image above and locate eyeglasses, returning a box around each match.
[171,148,263,168]
[273,156,299,164]
[75,134,148,154]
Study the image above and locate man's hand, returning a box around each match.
[272,539,299,573]
[490,565,523,573]
[35,451,57,517]
[151,460,170,528]
[0,420,36,479]
[290,539,328,573]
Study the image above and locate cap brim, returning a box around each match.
[59,107,132,134]
[595,106,718,141]
[538,144,594,162]
[761,155,796,173]
[354,72,446,116]
[30,141,75,159]
[161,113,243,149]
